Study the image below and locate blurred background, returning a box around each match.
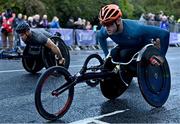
[0,0,179,27]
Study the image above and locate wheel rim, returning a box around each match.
[85,54,104,87]
[35,67,74,120]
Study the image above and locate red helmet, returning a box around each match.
[99,4,122,26]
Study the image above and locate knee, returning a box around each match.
[110,46,120,62]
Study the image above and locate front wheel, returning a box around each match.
[83,54,104,87]
[35,66,74,120]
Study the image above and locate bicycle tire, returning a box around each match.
[35,66,74,120]
[22,45,44,74]
[100,57,133,99]
[42,36,70,69]
[83,54,104,87]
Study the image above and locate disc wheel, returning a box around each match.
[22,45,44,74]
[100,57,133,100]
[137,46,171,107]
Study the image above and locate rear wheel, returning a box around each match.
[100,57,133,100]
[35,66,74,120]
[22,45,44,74]
[137,46,171,107]
[42,36,70,69]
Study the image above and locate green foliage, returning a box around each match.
[0,0,179,26]
[118,0,134,18]
[130,0,180,19]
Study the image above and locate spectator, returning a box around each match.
[0,12,5,27]
[177,18,180,32]
[168,15,176,32]
[154,13,162,22]
[169,15,175,24]
[40,14,49,28]
[27,16,34,28]
[14,13,24,47]
[154,13,161,26]
[74,17,84,29]
[139,13,147,24]
[177,18,180,23]
[66,17,75,29]
[14,13,23,26]
[23,15,28,22]
[32,14,41,28]
[160,15,169,30]
[0,9,15,50]
[85,21,92,30]
[147,13,155,25]
[82,19,86,29]
[50,16,60,28]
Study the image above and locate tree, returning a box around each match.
[1,0,179,27]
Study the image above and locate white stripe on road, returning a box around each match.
[0,64,83,73]
[70,109,129,124]
[70,65,83,68]
[0,69,25,73]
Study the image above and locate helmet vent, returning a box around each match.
[104,6,108,10]
[112,10,119,17]
[106,9,115,18]
[104,9,109,16]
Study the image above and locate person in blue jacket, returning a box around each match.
[98,4,170,66]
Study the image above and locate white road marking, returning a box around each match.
[69,109,129,124]
[0,65,83,73]
[91,120,109,124]
[0,69,25,73]
[70,65,82,68]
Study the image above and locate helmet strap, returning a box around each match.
[115,18,123,33]
[115,21,119,32]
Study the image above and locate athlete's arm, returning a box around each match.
[140,25,170,55]
[98,27,109,56]
[45,38,65,64]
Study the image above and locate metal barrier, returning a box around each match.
[0,20,180,49]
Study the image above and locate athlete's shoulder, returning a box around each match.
[122,19,142,26]
[99,26,108,37]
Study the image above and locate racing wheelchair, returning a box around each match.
[22,36,70,74]
[34,43,171,121]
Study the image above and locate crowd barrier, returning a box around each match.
[169,32,180,46]
[49,28,74,46]
[0,28,180,49]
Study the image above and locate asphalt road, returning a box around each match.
[0,47,179,123]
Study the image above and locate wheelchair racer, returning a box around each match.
[15,21,65,65]
[98,4,170,66]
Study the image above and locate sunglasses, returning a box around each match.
[102,21,115,27]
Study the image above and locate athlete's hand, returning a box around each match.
[149,55,164,66]
[153,38,161,49]
[58,58,65,65]
[55,55,65,66]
